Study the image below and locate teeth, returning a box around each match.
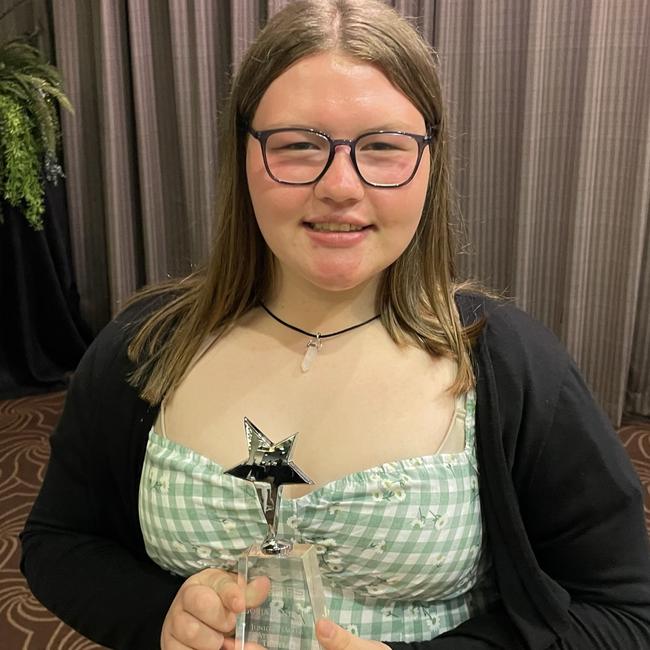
[309,223,365,232]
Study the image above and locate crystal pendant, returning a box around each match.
[301,336,321,372]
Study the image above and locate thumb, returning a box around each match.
[316,619,352,649]
[244,575,271,608]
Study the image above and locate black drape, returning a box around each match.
[0,181,92,399]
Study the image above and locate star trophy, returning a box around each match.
[225,418,327,650]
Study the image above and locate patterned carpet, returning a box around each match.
[1,392,649,650]
[0,392,105,650]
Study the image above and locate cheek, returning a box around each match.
[248,155,312,225]
[246,147,280,227]
[245,139,258,176]
[383,170,429,232]
[246,143,267,205]
[246,158,311,253]
[404,160,431,227]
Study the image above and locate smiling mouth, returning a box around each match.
[306,223,367,232]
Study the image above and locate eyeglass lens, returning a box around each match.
[263,130,420,185]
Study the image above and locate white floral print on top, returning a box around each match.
[138,390,499,643]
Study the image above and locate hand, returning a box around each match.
[161,567,270,649]
[316,619,391,650]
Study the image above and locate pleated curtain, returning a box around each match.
[434,1,650,423]
[50,0,650,426]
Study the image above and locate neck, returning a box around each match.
[264,273,380,333]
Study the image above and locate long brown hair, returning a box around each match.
[126,0,483,404]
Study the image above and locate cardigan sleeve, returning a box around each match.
[514,359,650,647]
[20,309,184,649]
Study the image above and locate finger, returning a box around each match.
[162,636,194,650]
[212,573,247,613]
[183,583,237,632]
[219,578,270,650]
[243,575,271,609]
[169,609,225,650]
[316,619,353,649]
[183,574,270,634]
[191,569,270,613]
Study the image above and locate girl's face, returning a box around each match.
[246,51,430,295]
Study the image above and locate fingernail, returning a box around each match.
[319,619,335,639]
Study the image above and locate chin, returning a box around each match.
[306,255,396,292]
[307,270,378,294]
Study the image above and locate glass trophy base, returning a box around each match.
[235,543,326,650]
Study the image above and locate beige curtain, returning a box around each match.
[52,0,238,330]
[51,0,650,425]
[434,1,650,424]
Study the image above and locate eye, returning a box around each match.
[361,141,400,151]
[358,133,416,153]
[279,141,320,151]
[266,131,329,153]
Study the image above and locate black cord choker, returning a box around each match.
[260,303,380,372]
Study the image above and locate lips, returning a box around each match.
[302,219,371,247]
[303,215,372,231]
[306,222,366,232]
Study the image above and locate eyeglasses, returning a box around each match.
[248,126,434,188]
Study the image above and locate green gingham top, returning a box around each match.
[138,390,499,643]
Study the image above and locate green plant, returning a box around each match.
[0,38,72,230]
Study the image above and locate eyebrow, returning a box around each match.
[365,122,422,132]
[254,121,426,134]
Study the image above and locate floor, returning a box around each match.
[1,391,649,649]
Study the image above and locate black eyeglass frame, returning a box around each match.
[248,125,436,188]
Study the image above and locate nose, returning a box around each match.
[313,144,365,202]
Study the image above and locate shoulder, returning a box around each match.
[456,293,572,432]
[455,292,570,383]
[74,289,178,391]
[105,290,176,347]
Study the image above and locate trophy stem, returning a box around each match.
[260,483,293,555]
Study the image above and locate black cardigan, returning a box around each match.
[20,294,650,649]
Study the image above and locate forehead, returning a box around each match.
[252,51,425,134]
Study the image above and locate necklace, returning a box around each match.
[260,303,380,372]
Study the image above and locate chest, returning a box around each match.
[158,323,459,498]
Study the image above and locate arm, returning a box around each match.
[514,361,650,648]
[20,321,184,649]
